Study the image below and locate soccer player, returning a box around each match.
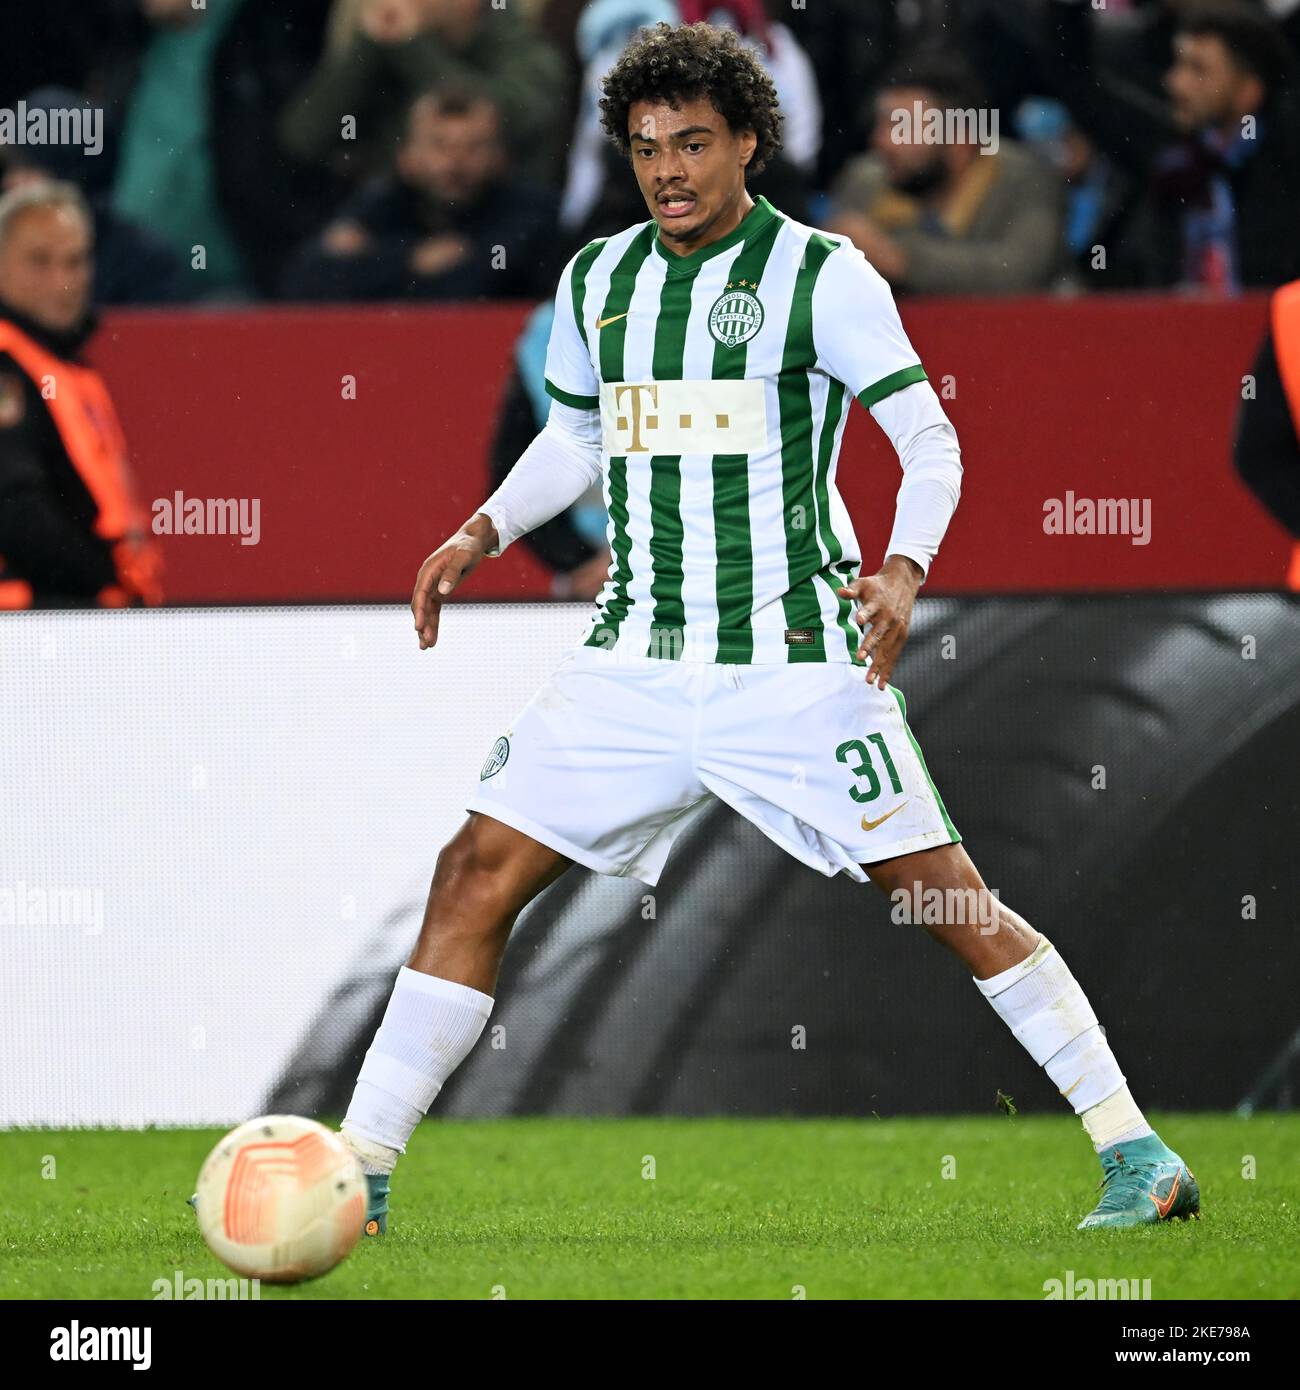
[339,24,1199,1235]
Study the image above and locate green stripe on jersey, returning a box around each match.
[587,227,656,650]
[545,378,597,410]
[570,238,605,352]
[858,363,928,409]
[645,270,694,657]
[591,456,633,653]
[597,225,655,384]
[711,215,782,663]
[548,241,606,409]
[777,234,838,662]
[812,383,863,662]
[830,560,860,662]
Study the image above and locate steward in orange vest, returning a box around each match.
[0,187,161,608]
[1235,278,1300,590]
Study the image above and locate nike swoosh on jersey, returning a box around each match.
[861,802,907,832]
[596,312,629,329]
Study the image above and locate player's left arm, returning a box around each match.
[811,241,963,688]
[849,381,962,687]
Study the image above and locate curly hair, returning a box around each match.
[598,21,783,175]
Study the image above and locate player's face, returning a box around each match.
[627,96,756,255]
[0,204,93,333]
[1166,35,1257,133]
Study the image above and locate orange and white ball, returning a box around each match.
[195,1115,365,1283]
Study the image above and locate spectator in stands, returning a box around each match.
[1015,96,1136,288]
[828,51,1066,295]
[1,87,186,305]
[1157,1,1300,290]
[280,85,556,302]
[776,0,899,192]
[0,184,162,609]
[206,0,344,298]
[112,0,252,298]
[278,0,567,187]
[1029,0,1300,291]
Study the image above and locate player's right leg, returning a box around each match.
[186,812,565,1235]
[339,811,571,1234]
[341,641,708,1234]
[405,809,573,994]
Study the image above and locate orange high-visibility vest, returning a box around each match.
[1270,280,1300,590]
[0,317,159,607]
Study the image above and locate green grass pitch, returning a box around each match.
[3,1114,1297,1299]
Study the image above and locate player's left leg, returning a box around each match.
[862,842,1200,1229]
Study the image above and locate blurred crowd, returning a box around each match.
[2,0,1299,307]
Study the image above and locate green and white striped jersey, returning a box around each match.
[544,194,928,664]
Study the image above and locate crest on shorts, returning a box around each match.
[708,283,763,348]
[480,735,510,780]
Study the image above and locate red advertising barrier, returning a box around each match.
[91,292,1290,603]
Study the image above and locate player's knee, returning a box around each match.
[430,818,528,910]
[432,831,492,899]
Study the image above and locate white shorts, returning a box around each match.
[465,645,961,886]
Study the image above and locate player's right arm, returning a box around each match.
[410,401,603,647]
[412,248,603,649]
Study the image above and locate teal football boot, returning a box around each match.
[1077,1134,1201,1230]
[187,1173,390,1237]
[362,1172,389,1237]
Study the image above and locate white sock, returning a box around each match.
[973,936,1154,1152]
[342,1127,400,1177]
[341,966,493,1170]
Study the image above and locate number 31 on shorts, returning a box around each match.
[835,735,903,804]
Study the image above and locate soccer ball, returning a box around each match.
[195,1114,366,1284]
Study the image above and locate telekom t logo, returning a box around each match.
[614,383,659,452]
